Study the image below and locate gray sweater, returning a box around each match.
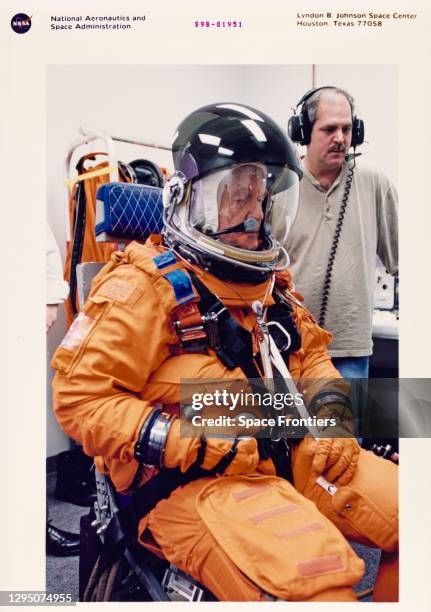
[284,161,398,357]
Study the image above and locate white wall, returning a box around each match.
[46,64,397,456]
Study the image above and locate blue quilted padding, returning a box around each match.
[95,182,164,241]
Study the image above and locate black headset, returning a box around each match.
[288,86,365,147]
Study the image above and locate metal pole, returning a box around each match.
[80,127,171,152]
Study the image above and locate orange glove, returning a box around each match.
[301,430,361,486]
[301,399,359,486]
[164,419,259,476]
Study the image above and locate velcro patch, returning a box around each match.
[297,554,344,577]
[232,485,272,503]
[60,313,96,352]
[249,503,298,525]
[97,278,136,303]
[274,522,324,539]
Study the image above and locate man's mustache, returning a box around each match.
[329,145,346,153]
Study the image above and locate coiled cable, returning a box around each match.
[318,162,355,327]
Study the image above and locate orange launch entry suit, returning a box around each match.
[52,240,398,601]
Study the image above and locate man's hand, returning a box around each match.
[46,304,59,333]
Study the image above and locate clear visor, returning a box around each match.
[188,163,299,251]
[269,180,300,245]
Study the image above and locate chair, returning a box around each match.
[77,182,214,601]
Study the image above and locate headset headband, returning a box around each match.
[295,86,340,111]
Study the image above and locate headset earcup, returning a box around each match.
[288,114,310,146]
[351,118,365,147]
[288,115,301,143]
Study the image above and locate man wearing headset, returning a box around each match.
[286,87,398,379]
[52,103,398,601]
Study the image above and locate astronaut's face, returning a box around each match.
[217,164,267,250]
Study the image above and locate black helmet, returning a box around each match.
[163,102,302,281]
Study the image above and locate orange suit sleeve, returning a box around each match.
[51,264,176,465]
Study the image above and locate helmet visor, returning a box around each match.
[187,163,299,251]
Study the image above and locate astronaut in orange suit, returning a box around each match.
[52,103,398,602]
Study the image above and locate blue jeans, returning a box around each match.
[331,357,370,438]
[331,356,369,379]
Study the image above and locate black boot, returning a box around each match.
[54,449,97,507]
[46,522,80,557]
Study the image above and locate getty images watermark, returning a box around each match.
[188,388,336,432]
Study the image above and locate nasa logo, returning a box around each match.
[11,13,32,34]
